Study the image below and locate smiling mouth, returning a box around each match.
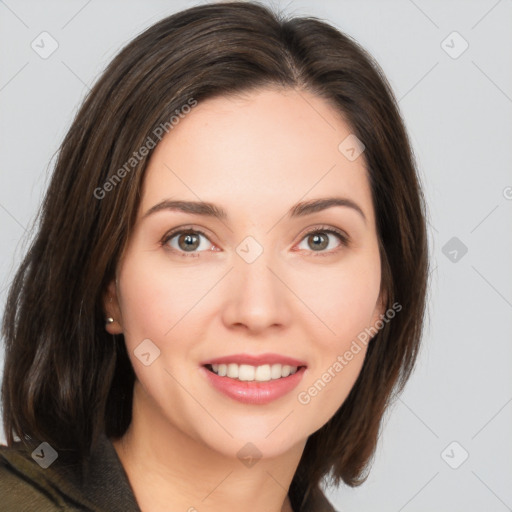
[204,363,306,382]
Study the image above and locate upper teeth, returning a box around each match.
[211,363,299,381]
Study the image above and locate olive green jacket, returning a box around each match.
[0,433,337,511]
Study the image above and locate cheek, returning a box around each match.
[297,345,367,431]
[116,252,204,348]
[291,256,382,349]
[291,255,380,417]
[294,268,377,426]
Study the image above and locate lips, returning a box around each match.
[200,365,307,405]
[199,353,308,405]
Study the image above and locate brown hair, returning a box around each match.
[1,2,429,509]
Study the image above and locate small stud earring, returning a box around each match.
[106,317,114,324]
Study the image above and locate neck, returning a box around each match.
[111,380,303,512]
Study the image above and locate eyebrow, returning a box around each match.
[143,197,367,224]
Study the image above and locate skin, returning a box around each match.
[104,87,385,512]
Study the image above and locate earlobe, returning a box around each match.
[102,279,123,334]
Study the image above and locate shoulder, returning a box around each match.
[302,485,339,512]
[0,441,97,511]
[0,442,63,511]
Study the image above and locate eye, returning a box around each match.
[296,226,349,256]
[161,228,216,257]
[161,225,349,258]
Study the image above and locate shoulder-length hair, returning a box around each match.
[1,2,429,509]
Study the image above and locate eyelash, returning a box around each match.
[160,225,349,258]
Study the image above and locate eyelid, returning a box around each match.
[160,225,217,255]
[160,224,350,256]
[294,225,349,256]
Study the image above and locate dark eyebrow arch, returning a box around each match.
[289,197,366,224]
[143,197,367,224]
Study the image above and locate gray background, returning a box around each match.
[1,1,511,510]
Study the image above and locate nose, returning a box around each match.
[220,248,293,334]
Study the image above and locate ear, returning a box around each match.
[102,279,123,335]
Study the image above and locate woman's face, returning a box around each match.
[107,87,384,459]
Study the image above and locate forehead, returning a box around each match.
[139,87,374,226]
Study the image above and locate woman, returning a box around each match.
[0,2,428,511]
